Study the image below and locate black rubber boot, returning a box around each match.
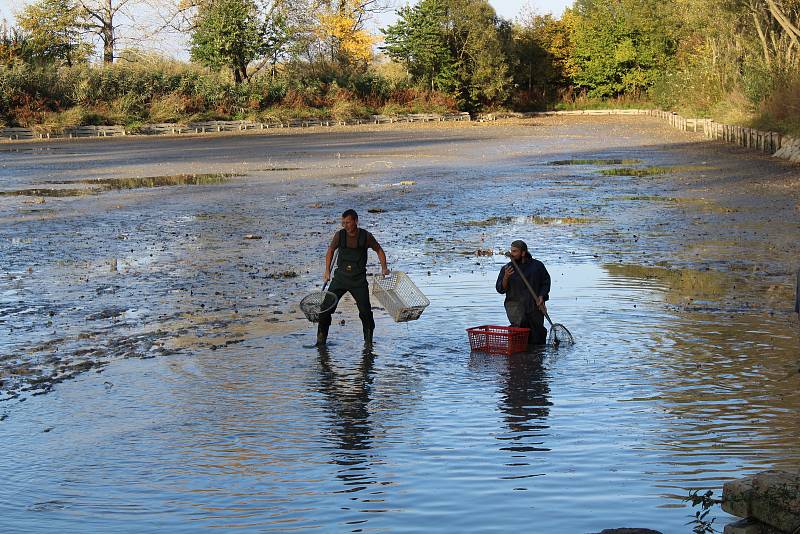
[316,325,328,346]
[363,328,373,346]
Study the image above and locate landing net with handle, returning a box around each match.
[300,250,339,323]
[508,254,575,347]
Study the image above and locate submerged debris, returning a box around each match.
[550,158,642,165]
[266,271,299,279]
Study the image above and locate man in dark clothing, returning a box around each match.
[495,240,551,345]
[317,209,390,346]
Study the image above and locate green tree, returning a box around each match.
[509,9,572,107]
[190,0,289,83]
[18,0,91,66]
[381,0,458,92]
[381,0,511,109]
[566,0,681,98]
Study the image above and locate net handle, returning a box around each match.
[321,249,339,292]
[507,255,554,328]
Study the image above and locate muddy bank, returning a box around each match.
[0,115,798,402]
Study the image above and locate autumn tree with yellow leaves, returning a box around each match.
[313,0,377,68]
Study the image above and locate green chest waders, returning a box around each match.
[317,229,375,345]
[334,228,368,287]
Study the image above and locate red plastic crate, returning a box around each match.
[466,325,530,355]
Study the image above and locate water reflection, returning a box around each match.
[500,350,552,454]
[316,345,379,495]
[470,350,552,455]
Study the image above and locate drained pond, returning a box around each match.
[1,116,798,532]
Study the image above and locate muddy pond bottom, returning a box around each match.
[2,261,799,533]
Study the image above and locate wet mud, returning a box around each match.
[1,117,797,401]
[0,116,798,530]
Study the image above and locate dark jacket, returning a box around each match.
[495,254,550,313]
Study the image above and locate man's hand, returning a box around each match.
[323,270,331,284]
[503,265,514,281]
[382,266,390,276]
[536,296,547,314]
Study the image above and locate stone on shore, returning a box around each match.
[723,517,784,534]
[723,470,800,533]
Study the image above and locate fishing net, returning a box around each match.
[300,290,338,323]
[547,323,575,346]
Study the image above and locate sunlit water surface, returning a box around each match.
[2,260,799,533]
[0,259,800,532]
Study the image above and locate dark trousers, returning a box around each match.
[520,310,548,345]
[506,306,547,345]
[318,280,375,336]
[505,301,548,345]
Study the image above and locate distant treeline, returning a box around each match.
[1,0,798,135]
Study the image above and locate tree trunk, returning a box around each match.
[102,0,114,63]
[766,0,800,50]
[752,11,772,66]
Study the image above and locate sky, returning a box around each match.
[0,0,575,57]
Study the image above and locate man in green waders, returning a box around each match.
[317,209,390,346]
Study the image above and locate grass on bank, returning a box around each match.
[3,61,800,136]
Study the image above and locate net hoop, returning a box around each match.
[299,290,338,323]
[547,323,575,346]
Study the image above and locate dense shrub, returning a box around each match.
[0,59,458,128]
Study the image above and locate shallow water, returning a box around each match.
[1,121,799,532]
[2,261,798,533]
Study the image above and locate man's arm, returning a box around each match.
[323,245,335,283]
[539,264,551,302]
[375,246,389,276]
[323,232,339,283]
[533,263,550,313]
[368,233,390,275]
[496,265,512,294]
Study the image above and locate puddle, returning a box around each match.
[605,263,736,306]
[549,159,642,165]
[461,215,593,227]
[616,195,740,214]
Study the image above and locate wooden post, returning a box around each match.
[795,269,799,314]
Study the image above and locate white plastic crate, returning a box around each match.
[372,271,430,322]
